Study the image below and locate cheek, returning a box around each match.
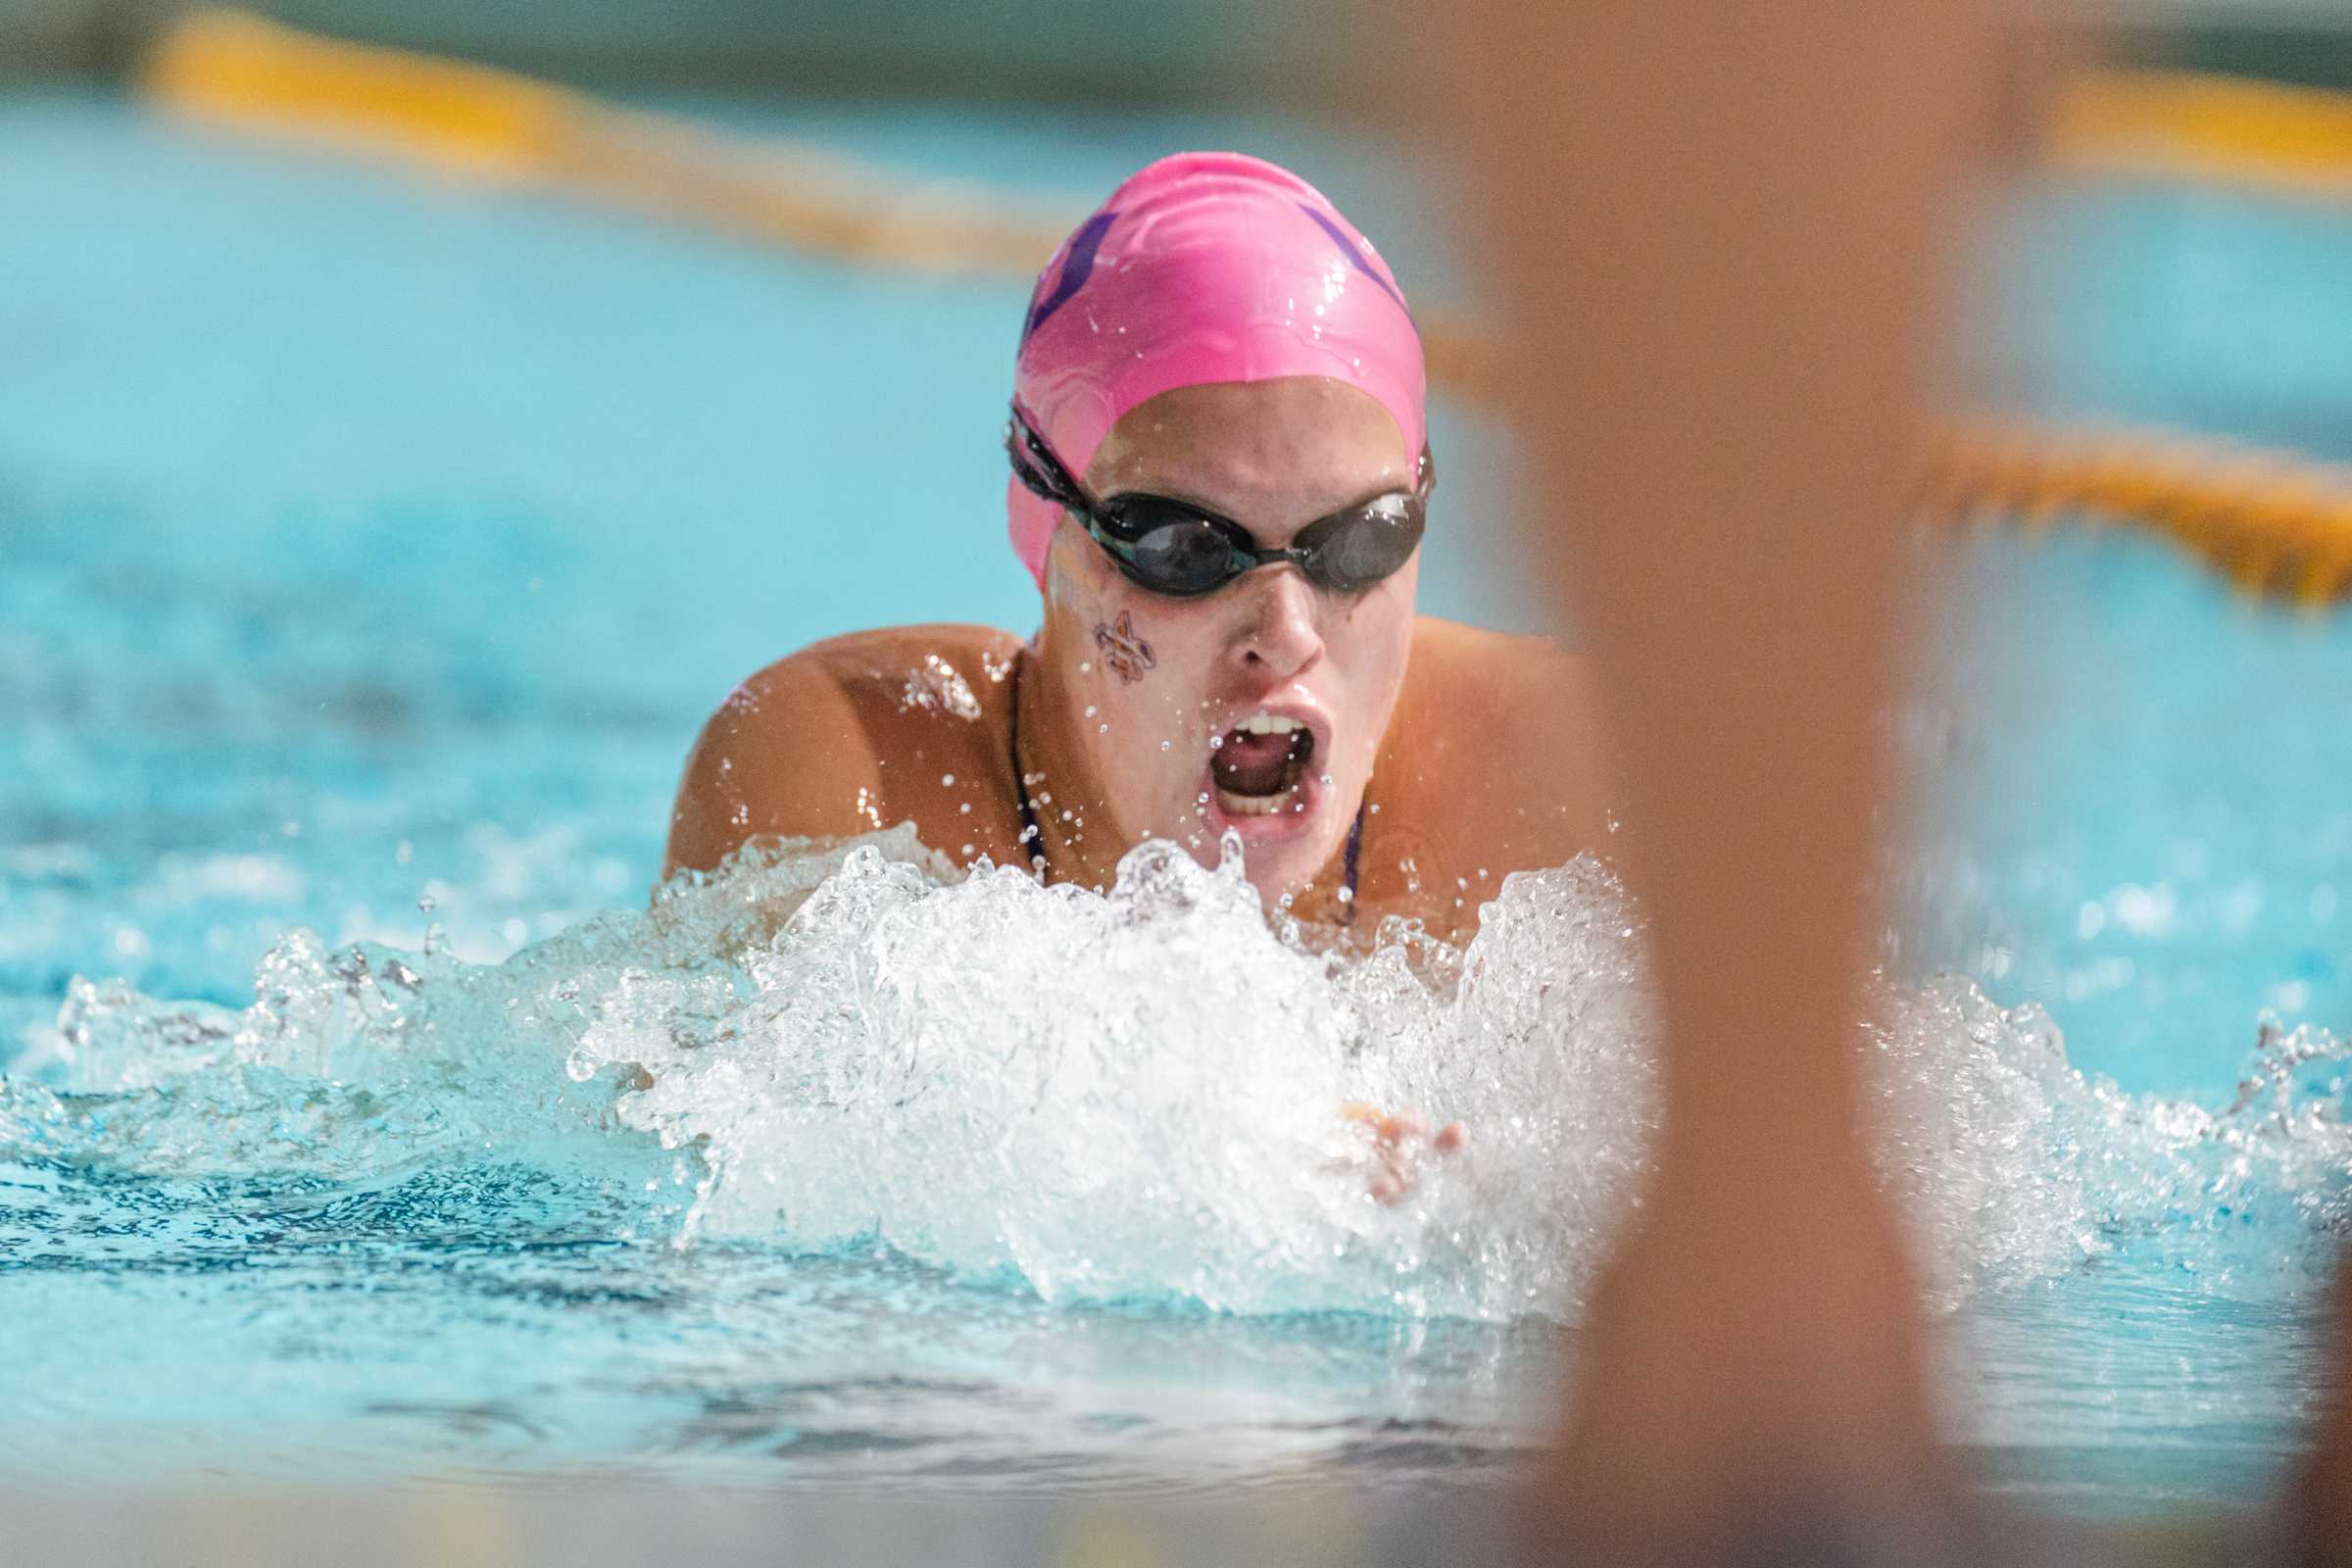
[1090,599,1218,746]
[1334,572,1418,687]
[1047,553,1217,762]
[1323,579,1417,773]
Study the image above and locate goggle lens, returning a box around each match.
[1300,499,1423,592]
[1116,507,1247,597]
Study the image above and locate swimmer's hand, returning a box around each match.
[1339,1102,1466,1204]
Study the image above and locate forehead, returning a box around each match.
[1086,378,1412,507]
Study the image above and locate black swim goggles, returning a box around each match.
[1005,404,1432,599]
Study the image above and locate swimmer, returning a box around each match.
[663,153,1611,950]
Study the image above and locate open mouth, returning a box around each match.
[1210,713,1316,818]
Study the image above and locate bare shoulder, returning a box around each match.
[1404,616,1598,733]
[663,625,1026,877]
[1359,618,1614,921]
[755,625,1025,710]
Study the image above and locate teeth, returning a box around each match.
[1217,786,1295,816]
[1234,713,1302,735]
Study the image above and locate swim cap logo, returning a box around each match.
[1024,210,1119,341]
[1294,204,1405,311]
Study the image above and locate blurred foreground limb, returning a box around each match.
[1430,1,2007,1559]
[2293,1262,2352,1567]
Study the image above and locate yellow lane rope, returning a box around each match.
[2051,67,2352,199]
[1925,421,2352,608]
[140,12,2352,606]
[142,11,1078,278]
[140,14,1515,394]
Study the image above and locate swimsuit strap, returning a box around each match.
[1342,800,1364,922]
[1007,649,1364,921]
[1009,653,1049,878]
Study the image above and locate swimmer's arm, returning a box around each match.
[662,655,889,879]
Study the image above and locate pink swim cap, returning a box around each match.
[1007,151,1427,591]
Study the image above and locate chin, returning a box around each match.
[1242,824,1357,904]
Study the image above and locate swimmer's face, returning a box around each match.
[1041,376,1419,904]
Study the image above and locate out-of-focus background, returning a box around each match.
[0,0,2342,90]
[0,0,1365,90]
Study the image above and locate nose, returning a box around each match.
[1229,566,1325,682]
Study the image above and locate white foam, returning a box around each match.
[13,827,2346,1319]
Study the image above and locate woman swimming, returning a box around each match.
[663,152,1609,943]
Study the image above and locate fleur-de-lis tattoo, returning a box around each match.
[1093,611,1157,684]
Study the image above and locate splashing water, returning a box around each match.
[12,829,2347,1327]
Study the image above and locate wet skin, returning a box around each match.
[663,376,1613,945]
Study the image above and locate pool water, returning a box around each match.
[4,89,2351,1521]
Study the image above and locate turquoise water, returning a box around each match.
[4,91,2350,1517]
